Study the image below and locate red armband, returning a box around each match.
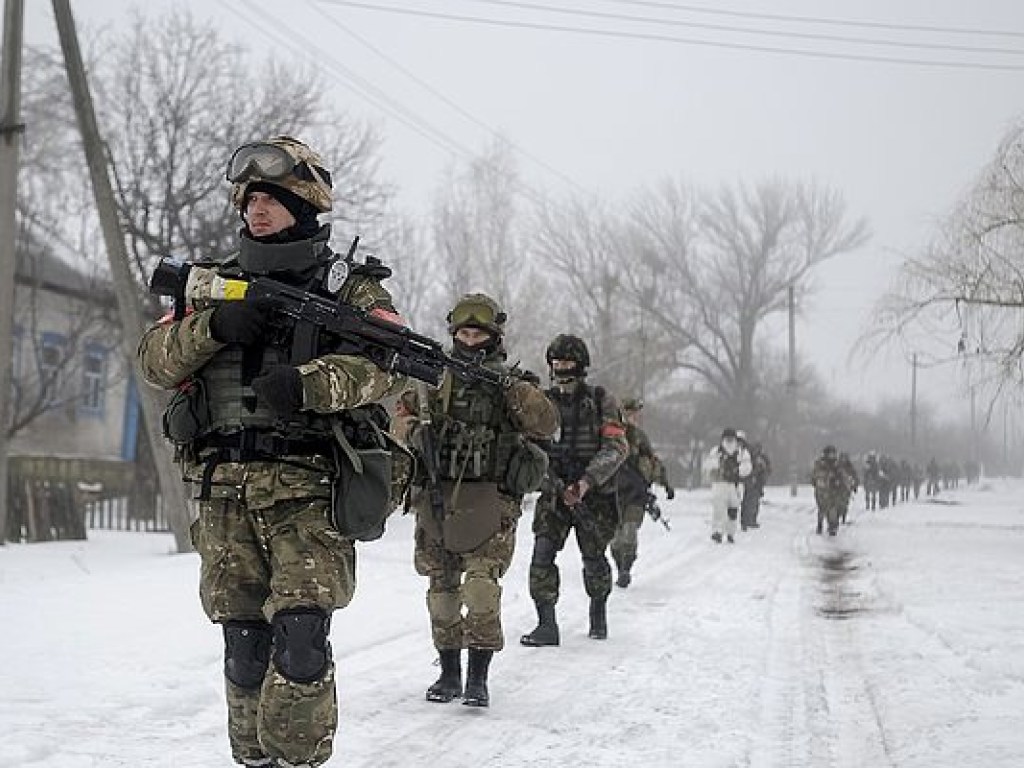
[600,423,626,438]
[156,307,193,324]
[370,307,406,326]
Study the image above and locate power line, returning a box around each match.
[464,0,1024,57]
[306,0,590,195]
[604,0,1024,41]
[318,0,1024,72]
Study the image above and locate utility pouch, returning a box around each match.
[329,405,396,541]
[503,437,550,496]
[162,378,210,445]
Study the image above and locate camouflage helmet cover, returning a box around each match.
[545,334,590,368]
[447,292,506,336]
[229,135,333,213]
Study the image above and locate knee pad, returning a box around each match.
[271,608,330,684]
[531,536,558,567]
[223,620,272,690]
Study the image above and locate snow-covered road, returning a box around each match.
[2,481,1022,767]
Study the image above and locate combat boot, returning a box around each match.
[462,648,493,707]
[520,602,560,646]
[616,570,631,588]
[588,597,608,640]
[425,649,462,702]
[711,532,722,543]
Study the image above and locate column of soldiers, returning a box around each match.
[138,135,691,768]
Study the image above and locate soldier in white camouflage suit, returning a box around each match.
[138,137,404,768]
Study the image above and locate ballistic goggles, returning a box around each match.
[225,142,332,187]
[448,301,506,330]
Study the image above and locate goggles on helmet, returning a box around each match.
[448,300,505,330]
[225,142,332,187]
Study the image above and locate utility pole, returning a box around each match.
[910,352,918,450]
[787,284,797,497]
[0,0,25,545]
[53,0,192,551]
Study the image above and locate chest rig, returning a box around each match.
[545,384,605,483]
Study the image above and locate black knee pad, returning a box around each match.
[271,608,330,684]
[223,620,273,690]
[531,536,558,567]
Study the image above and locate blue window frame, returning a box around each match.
[80,342,109,416]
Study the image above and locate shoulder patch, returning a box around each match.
[600,423,626,438]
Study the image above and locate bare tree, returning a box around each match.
[633,178,868,425]
[870,121,1024,402]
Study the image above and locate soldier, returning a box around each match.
[609,397,675,588]
[521,334,628,646]
[703,428,752,543]
[740,438,771,531]
[812,445,845,535]
[138,136,403,768]
[405,294,558,708]
[837,451,860,525]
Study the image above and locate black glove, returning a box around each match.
[208,297,278,345]
[665,486,675,500]
[251,365,304,419]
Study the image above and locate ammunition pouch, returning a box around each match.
[330,404,408,542]
[503,437,550,496]
[162,378,211,445]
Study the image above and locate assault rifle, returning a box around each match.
[541,445,599,533]
[149,257,513,389]
[644,492,671,531]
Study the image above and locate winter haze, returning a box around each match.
[21,0,1024,415]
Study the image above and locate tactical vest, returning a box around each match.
[545,383,605,483]
[719,448,741,483]
[432,358,518,483]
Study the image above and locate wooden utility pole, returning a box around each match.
[52,0,191,551]
[910,352,918,450]
[787,284,798,497]
[0,0,25,545]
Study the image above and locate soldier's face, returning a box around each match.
[245,191,296,237]
[454,327,493,348]
[551,359,575,373]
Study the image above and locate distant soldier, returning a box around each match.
[837,452,859,525]
[740,438,771,531]
[521,335,628,646]
[702,428,752,544]
[610,397,675,588]
[812,445,845,536]
[926,457,941,496]
[863,451,881,511]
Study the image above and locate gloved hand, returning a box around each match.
[563,477,590,507]
[208,297,278,345]
[665,486,676,500]
[251,365,304,419]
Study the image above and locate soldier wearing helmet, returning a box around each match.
[520,334,628,646]
[812,444,845,536]
[703,427,753,544]
[402,293,557,708]
[609,397,674,588]
[138,136,404,768]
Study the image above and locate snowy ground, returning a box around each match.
[2,480,1023,768]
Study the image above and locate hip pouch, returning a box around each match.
[330,404,404,542]
[162,378,210,445]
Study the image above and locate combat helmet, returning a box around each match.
[226,135,333,213]
[545,334,590,367]
[447,293,506,336]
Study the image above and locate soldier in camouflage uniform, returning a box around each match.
[837,451,860,525]
[137,137,403,768]
[609,397,674,588]
[812,445,845,536]
[405,294,558,707]
[521,334,628,646]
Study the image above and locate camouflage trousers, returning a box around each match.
[609,503,644,574]
[815,490,841,533]
[191,493,356,767]
[529,490,619,604]
[413,496,521,652]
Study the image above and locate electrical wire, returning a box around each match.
[463,0,1024,57]
[316,0,1024,71]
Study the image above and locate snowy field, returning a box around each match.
[2,479,1023,768]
